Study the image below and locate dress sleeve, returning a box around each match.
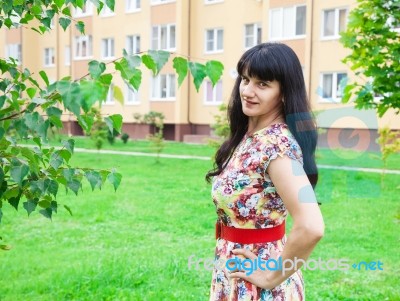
[261,125,303,172]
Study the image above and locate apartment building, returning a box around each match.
[1,0,399,147]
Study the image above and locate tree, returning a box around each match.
[340,0,400,117]
[0,0,223,236]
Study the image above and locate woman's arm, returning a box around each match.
[229,156,324,289]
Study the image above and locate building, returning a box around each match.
[1,0,399,149]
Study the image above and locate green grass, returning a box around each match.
[22,134,400,170]
[0,144,399,300]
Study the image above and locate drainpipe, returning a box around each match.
[308,0,314,99]
[186,0,194,135]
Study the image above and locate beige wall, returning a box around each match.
[0,0,398,139]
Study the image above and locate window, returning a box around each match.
[151,0,175,5]
[205,28,223,53]
[244,24,261,49]
[205,0,224,4]
[44,48,55,67]
[125,83,139,104]
[204,80,223,104]
[100,4,114,16]
[105,84,115,104]
[151,24,176,50]
[74,35,92,59]
[126,35,140,54]
[320,72,347,102]
[5,44,22,64]
[101,38,115,59]
[270,5,306,40]
[151,74,176,99]
[74,2,93,17]
[126,0,141,12]
[322,8,348,38]
[65,46,71,66]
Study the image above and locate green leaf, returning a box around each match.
[50,152,63,169]
[141,54,157,75]
[67,179,81,195]
[64,204,73,216]
[10,164,29,186]
[23,200,38,216]
[89,60,106,79]
[26,87,37,99]
[129,69,142,91]
[173,57,188,87]
[77,114,94,133]
[148,50,170,75]
[85,171,102,191]
[113,85,124,104]
[39,208,52,220]
[104,114,123,134]
[206,60,224,86]
[39,70,50,86]
[75,21,85,34]
[80,79,105,112]
[106,0,115,11]
[107,171,122,192]
[62,139,75,153]
[188,62,207,92]
[54,0,65,8]
[62,7,71,17]
[57,81,82,116]
[59,17,71,31]
[0,208,2,224]
[48,180,59,198]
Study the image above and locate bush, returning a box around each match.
[121,133,129,144]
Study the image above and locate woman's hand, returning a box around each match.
[227,248,280,290]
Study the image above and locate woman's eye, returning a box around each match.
[241,77,249,83]
[259,82,267,87]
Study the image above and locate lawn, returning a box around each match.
[0,142,399,300]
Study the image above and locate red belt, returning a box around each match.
[215,220,285,244]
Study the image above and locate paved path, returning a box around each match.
[73,147,400,175]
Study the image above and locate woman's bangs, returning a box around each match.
[238,50,278,82]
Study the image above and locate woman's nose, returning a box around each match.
[242,83,255,97]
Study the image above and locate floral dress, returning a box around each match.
[210,123,304,301]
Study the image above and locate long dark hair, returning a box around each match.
[206,43,318,188]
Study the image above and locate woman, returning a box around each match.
[206,43,324,300]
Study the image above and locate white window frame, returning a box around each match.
[74,2,93,17]
[74,35,93,59]
[125,83,140,105]
[5,44,22,65]
[318,72,348,103]
[100,4,115,17]
[126,0,141,12]
[44,47,55,67]
[205,28,224,53]
[244,23,262,49]
[269,5,306,41]
[203,80,223,105]
[101,38,115,60]
[205,0,224,4]
[151,74,176,100]
[151,24,176,51]
[321,7,348,40]
[65,46,71,66]
[151,0,175,5]
[105,84,115,105]
[126,35,140,54]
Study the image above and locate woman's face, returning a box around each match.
[239,71,282,118]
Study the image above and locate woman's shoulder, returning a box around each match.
[256,123,303,161]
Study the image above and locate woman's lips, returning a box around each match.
[244,99,258,105]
